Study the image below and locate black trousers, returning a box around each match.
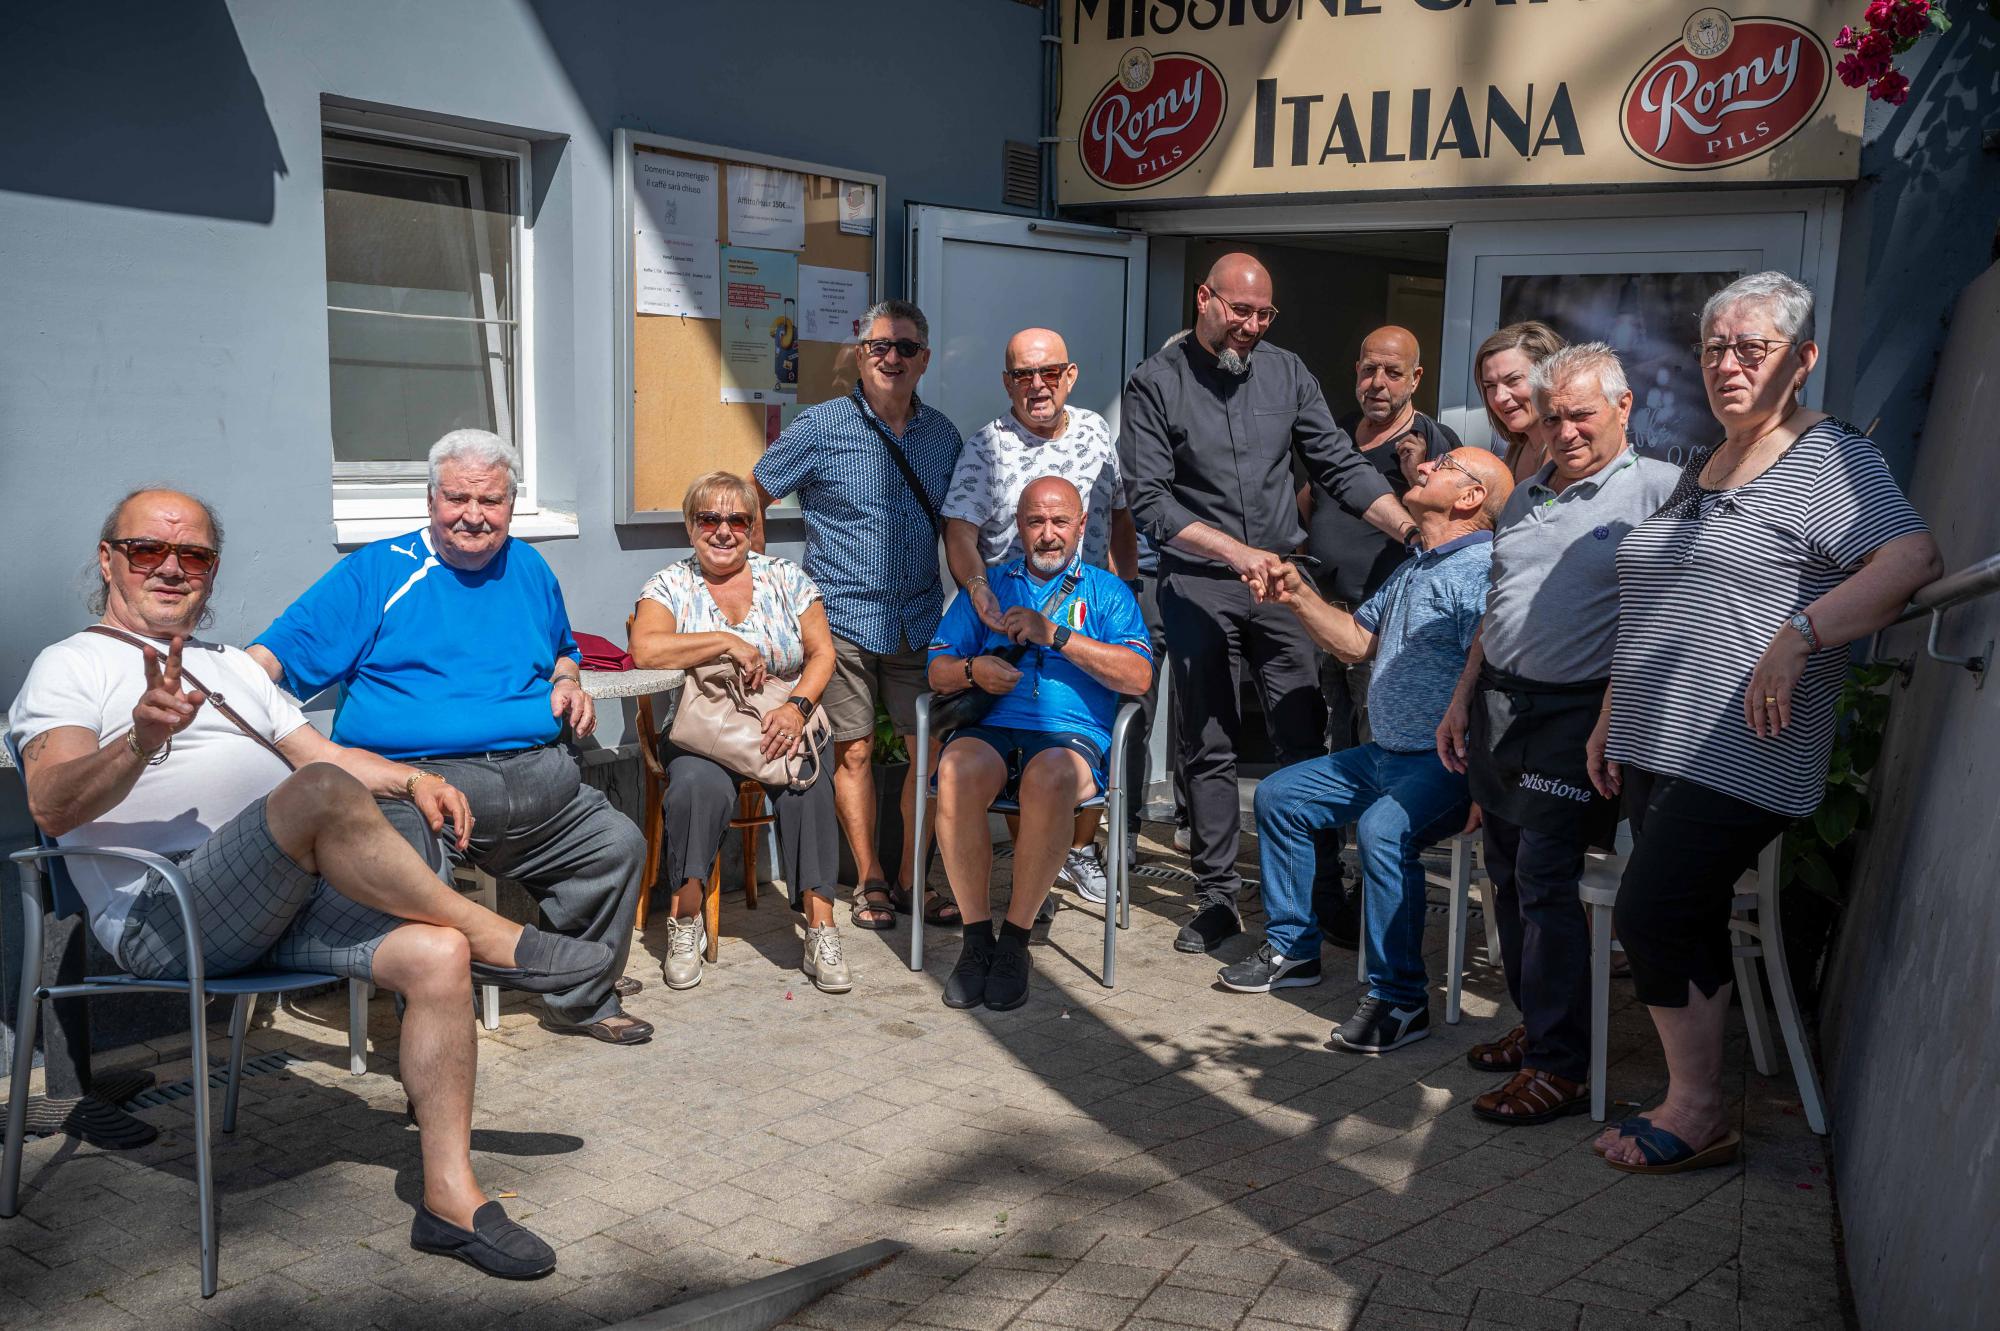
[1481,810,1592,1082]
[1124,574,1185,834]
[1616,766,1792,1008]
[1161,564,1337,907]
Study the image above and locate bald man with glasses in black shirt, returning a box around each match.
[1121,254,1418,954]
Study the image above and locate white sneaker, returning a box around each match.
[1057,844,1109,906]
[802,924,852,993]
[1173,825,1192,853]
[662,915,705,990]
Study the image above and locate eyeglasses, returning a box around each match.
[695,511,753,533]
[861,337,926,360]
[1203,288,1279,326]
[1005,363,1073,386]
[1696,338,1793,369]
[1426,453,1476,484]
[106,538,220,576]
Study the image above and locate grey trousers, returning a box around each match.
[380,744,646,1026]
[660,745,839,910]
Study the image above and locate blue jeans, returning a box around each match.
[1253,744,1469,1007]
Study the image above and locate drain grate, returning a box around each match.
[121,1050,304,1111]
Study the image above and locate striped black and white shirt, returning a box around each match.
[1606,418,1927,817]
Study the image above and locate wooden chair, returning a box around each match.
[633,692,773,962]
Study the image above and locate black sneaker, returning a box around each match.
[984,936,1033,1011]
[1174,901,1243,954]
[942,932,996,1009]
[1328,995,1431,1054]
[1218,941,1323,993]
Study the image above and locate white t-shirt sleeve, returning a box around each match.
[9,640,113,749]
[941,429,995,525]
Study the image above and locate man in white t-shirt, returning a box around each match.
[941,327,1140,906]
[8,488,611,1280]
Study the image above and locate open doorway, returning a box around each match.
[1172,231,1450,769]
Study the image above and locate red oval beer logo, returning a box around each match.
[1080,49,1227,191]
[1620,14,1830,170]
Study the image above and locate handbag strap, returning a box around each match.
[854,386,944,539]
[85,625,297,771]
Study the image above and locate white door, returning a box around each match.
[906,206,1149,447]
[1437,209,1830,465]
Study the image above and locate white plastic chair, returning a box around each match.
[1583,832,1828,1133]
[1351,830,1497,1024]
[909,694,1141,988]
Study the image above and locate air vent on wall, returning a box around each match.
[1002,140,1041,211]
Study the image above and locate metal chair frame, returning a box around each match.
[909,693,1141,988]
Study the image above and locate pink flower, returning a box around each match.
[1891,0,1929,38]
[1864,0,1896,26]
[1871,69,1911,104]
[1857,29,1894,59]
[1836,53,1871,87]
[1835,24,1858,48]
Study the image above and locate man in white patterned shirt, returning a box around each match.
[943,327,1140,907]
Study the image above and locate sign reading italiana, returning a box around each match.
[1058,1,1862,203]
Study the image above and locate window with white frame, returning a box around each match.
[322,118,542,535]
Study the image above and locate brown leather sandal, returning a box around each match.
[1465,1022,1527,1071]
[1471,1067,1590,1125]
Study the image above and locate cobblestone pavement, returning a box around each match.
[1,830,1846,1330]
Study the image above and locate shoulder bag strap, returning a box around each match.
[855,389,944,540]
[84,625,297,771]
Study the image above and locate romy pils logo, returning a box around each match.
[1079,48,1227,190]
[1620,9,1831,170]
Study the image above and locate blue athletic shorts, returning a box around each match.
[940,725,1106,804]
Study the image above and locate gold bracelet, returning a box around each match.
[126,730,170,766]
[403,770,441,800]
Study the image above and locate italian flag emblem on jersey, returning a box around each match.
[1062,600,1088,630]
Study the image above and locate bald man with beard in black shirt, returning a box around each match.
[1121,254,1418,954]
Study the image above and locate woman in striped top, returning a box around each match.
[1583,272,1941,1174]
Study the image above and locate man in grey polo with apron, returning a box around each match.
[1437,343,1679,1125]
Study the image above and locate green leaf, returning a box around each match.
[1849,728,1882,775]
[1793,851,1843,902]
[1814,787,1860,846]
[1853,662,1898,689]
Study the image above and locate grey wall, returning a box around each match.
[0,0,1042,1063]
[1818,261,2000,1331]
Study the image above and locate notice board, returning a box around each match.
[613,130,884,523]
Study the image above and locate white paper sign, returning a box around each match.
[634,152,718,241]
[727,165,806,251]
[837,181,876,237]
[635,232,719,318]
[799,265,870,343]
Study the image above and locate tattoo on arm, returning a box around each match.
[21,733,51,763]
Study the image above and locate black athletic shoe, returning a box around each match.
[410,1201,556,1280]
[1328,995,1431,1054]
[1217,941,1323,993]
[984,936,1033,1011]
[1174,902,1243,954]
[943,932,997,1009]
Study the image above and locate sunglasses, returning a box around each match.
[106,538,220,576]
[695,511,753,533]
[861,337,926,360]
[1005,363,1073,386]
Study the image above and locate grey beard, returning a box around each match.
[1216,348,1250,376]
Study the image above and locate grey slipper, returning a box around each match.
[469,925,613,994]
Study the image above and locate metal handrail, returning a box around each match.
[1878,551,1999,688]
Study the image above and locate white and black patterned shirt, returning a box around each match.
[941,407,1126,567]
[1607,419,1928,816]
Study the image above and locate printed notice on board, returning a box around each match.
[634,152,718,241]
[837,181,875,237]
[636,233,720,318]
[719,245,799,404]
[799,265,869,343]
[727,166,806,251]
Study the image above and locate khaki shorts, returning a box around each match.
[824,635,928,742]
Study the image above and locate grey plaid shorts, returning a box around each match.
[118,796,402,982]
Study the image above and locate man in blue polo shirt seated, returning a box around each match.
[248,430,650,1046]
[1223,447,1514,1057]
[927,477,1153,1012]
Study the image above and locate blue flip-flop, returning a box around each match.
[1605,1123,1743,1174]
[1590,1115,1650,1157]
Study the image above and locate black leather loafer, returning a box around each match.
[470,925,614,994]
[410,1200,556,1280]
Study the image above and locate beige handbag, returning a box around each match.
[666,661,832,790]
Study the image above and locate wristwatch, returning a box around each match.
[1787,612,1821,652]
[787,695,815,719]
[1050,625,1074,652]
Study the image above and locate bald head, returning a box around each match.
[93,486,225,634]
[1017,475,1085,576]
[1005,327,1069,371]
[1002,327,1079,437]
[1406,447,1514,531]
[1195,252,1277,368]
[1354,325,1425,429]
